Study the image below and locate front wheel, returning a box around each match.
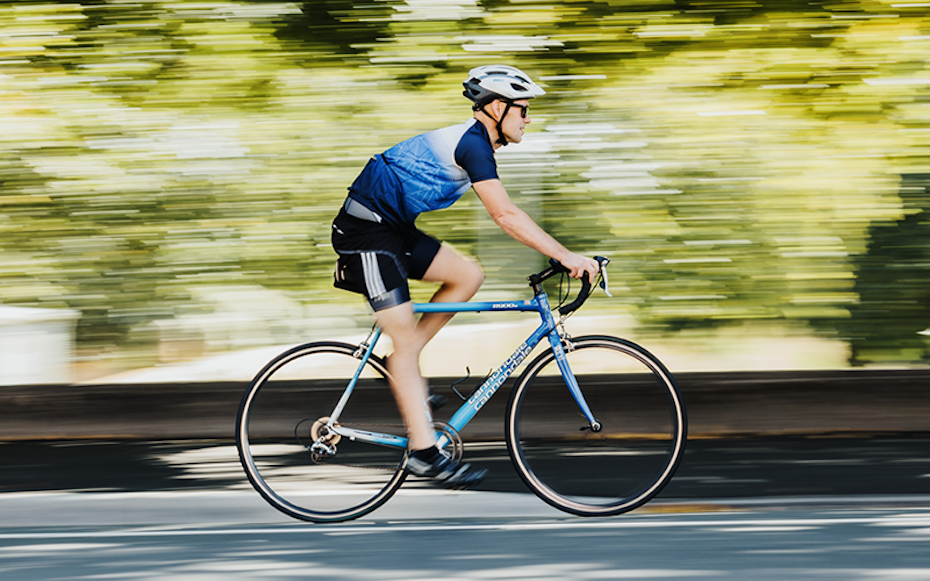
[236,341,408,523]
[505,336,687,516]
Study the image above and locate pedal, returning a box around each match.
[428,388,448,413]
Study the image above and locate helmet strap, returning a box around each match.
[479,100,513,147]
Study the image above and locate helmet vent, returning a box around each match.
[511,83,528,92]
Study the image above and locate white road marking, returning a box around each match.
[1,511,929,540]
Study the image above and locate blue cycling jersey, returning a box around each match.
[347,119,498,231]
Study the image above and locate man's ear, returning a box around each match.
[488,99,503,120]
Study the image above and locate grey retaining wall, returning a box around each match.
[0,369,927,440]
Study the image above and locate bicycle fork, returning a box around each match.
[538,291,601,432]
[547,328,601,432]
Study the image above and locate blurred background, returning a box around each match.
[2,0,929,384]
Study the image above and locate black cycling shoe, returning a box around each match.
[406,447,487,490]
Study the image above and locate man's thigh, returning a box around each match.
[421,244,484,288]
[374,301,418,343]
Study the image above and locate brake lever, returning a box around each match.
[600,267,613,297]
[596,256,613,297]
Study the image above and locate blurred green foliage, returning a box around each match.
[1,0,929,367]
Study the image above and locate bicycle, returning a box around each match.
[236,256,687,523]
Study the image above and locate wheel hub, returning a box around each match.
[310,416,342,446]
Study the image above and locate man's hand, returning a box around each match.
[559,252,600,282]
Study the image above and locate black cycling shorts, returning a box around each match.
[331,208,441,311]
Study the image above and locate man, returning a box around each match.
[331,65,599,489]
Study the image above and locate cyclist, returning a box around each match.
[331,65,599,489]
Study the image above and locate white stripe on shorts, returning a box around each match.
[361,252,387,298]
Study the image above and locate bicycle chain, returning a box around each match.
[303,421,463,473]
[305,421,408,473]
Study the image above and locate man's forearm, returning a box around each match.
[492,205,569,262]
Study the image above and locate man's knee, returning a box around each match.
[462,260,484,293]
[424,246,484,294]
[444,259,483,301]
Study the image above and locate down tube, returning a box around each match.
[446,322,553,434]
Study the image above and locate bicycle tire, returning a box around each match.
[505,335,687,516]
[236,341,407,523]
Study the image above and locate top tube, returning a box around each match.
[412,255,607,317]
[413,298,542,314]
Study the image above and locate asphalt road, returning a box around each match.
[1,499,929,580]
[1,437,929,580]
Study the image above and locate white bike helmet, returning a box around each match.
[462,65,545,146]
[462,65,546,106]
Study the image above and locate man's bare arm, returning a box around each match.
[473,178,599,280]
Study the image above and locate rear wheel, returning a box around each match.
[236,341,407,523]
[505,335,687,516]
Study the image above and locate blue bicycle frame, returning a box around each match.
[324,290,598,451]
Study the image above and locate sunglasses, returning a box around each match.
[509,103,529,119]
